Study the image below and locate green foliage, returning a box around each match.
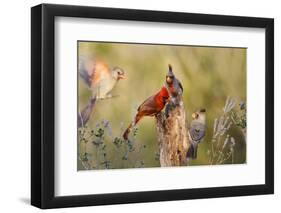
[78,122,151,170]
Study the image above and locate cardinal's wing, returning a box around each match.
[137,96,159,115]
[138,96,155,111]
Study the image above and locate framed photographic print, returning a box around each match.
[31,3,274,209]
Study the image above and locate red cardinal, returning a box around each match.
[123,87,170,140]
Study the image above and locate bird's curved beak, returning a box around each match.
[192,113,198,119]
[118,74,126,80]
[166,76,173,84]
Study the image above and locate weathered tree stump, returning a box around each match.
[155,100,190,167]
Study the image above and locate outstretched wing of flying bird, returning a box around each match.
[79,57,95,88]
[78,97,96,128]
[79,57,111,88]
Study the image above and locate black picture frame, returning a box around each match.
[31,3,274,209]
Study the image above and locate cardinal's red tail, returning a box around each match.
[123,122,133,140]
[122,114,142,140]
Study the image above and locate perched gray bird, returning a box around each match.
[79,56,125,99]
[78,97,96,128]
[187,109,206,160]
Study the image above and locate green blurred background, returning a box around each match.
[78,41,246,170]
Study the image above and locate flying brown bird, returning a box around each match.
[79,56,125,99]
